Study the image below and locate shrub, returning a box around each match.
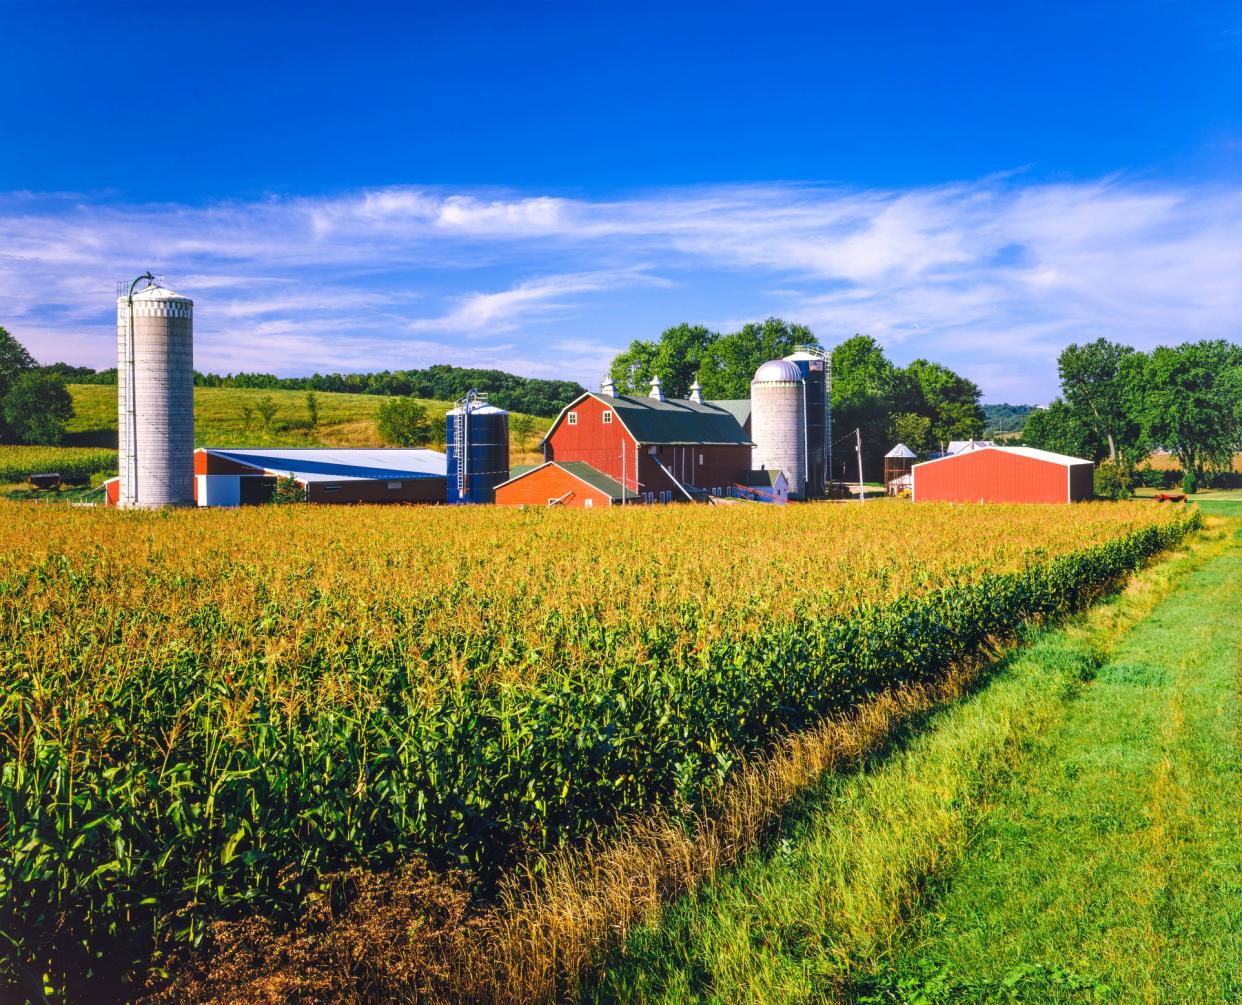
[2,372,74,445]
[1094,459,1134,499]
[377,397,430,446]
[270,475,306,504]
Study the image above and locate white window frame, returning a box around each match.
[567,412,578,425]
[584,498,593,508]
[602,410,612,424]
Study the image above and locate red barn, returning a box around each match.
[497,382,753,505]
[494,461,626,508]
[912,446,1094,503]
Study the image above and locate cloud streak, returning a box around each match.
[1,176,1238,399]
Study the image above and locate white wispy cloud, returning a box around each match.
[1,176,1238,399]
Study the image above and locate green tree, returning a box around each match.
[377,397,431,446]
[1021,399,1102,459]
[1123,340,1242,480]
[254,395,278,429]
[830,335,899,477]
[305,392,320,429]
[0,327,38,441]
[698,318,819,399]
[887,411,932,454]
[609,323,717,398]
[2,371,74,445]
[511,413,537,453]
[1057,339,1140,461]
[903,358,985,451]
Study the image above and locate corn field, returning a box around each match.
[0,446,117,484]
[0,501,1198,996]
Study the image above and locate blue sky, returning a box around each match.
[2,0,1239,402]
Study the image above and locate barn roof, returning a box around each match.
[913,445,1092,469]
[200,447,447,482]
[494,460,627,499]
[707,399,752,429]
[550,392,752,446]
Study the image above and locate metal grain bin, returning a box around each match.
[446,393,510,504]
[784,348,829,497]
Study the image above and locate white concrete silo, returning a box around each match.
[750,358,806,499]
[116,280,195,508]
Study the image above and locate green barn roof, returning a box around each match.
[553,392,752,446]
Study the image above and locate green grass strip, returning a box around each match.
[868,521,1242,1004]
[586,522,1239,1004]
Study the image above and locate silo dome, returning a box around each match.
[750,359,806,498]
[116,282,195,508]
[752,358,804,383]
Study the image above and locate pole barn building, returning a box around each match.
[912,446,1094,503]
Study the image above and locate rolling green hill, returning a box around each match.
[65,384,547,452]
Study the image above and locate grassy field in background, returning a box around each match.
[63,384,549,454]
[588,518,1240,1004]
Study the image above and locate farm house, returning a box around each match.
[106,447,449,506]
[912,445,1094,503]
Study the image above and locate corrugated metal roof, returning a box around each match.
[913,445,1092,470]
[708,398,752,429]
[745,469,786,487]
[494,460,627,499]
[886,443,917,459]
[558,392,751,446]
[203,448,447,482]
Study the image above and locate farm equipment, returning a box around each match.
[27,472,61,491]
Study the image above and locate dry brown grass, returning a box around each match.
[1145,450,1242,472]
[152,649,1001,1005]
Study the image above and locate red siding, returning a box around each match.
[913,449,1090,503]
[544,395,751,498]
[545,396,640,493]
[495,465,612,508]
[196,449,264,476]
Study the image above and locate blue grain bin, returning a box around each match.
[784,350,829,497]
[446,401,510,504]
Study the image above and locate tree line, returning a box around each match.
[66,363,584,419]
[609,319,985,478]
[1022,338,1242,492]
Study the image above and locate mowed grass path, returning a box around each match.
[883,522,1242,1003]
[588,522,1241,1004]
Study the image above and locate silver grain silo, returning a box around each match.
[116,278,195,508]
[783,347,830,498]
[750,358,806,499]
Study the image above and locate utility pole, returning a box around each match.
[855,427,866,502]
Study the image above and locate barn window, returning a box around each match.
[699,453,704,464]
[602,411,612,424]
[387,481,401,490]
[584,498,593,508]
[322,484,341,493]
[567,412,578,425]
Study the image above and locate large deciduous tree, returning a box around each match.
[830,335,900,478]
[1022,399,1103,459]
[1123,340,1242,479]
[609,323,717,398]
[1057,338,1139,461]
[903,358,985,452]
[698,318,818,399]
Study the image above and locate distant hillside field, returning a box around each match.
[981,403,1035,434]
[65,384,548,454]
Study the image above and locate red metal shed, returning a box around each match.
[912,446,1094,503]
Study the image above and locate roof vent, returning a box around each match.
[601,375,617,397]
[648,375,665,401]
[688,379,703,404]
